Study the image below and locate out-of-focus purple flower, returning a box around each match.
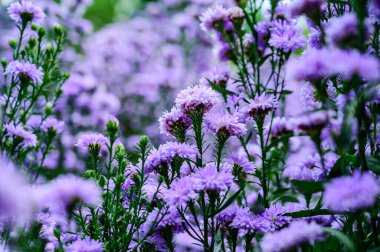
[266,117,294,138]
[164,176,198,207]
[230,208,269,235]
[193,163,233,192]
[158,107,191,136]
[4,124,38,148]
[36,174,102,209]
[41,118,65,134]
[289,0,324,18]
[295,110,330,132]
[7,1,45,24]
[66,237,103,252]
[5,61,44,84]
[284,153,326,181]
[200,5,228,32]
[241,94,278,121]
[226,152,255,174]
[269,20,306,52]
[75,133,109,153]
[175,85,220,115]
[205,113,247,138]
[200,65,230,87]
[260,203,292,231]
[325,13,368,47]
[261,221,324,252]
[324,172,380,212]
[308,27,322,49]
[216,203,242,226]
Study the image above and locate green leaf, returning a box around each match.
[291,180,324,195]
[323,228,356,252]
[366,156,380,175]
[284,209,332,218]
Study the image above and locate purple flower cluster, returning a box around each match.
[5,61,44,84]
[8,1,45,24]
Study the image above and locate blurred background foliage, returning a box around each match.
[84,0,156,30]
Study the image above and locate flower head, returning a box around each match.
[266,117,294,138]
[226,153,255,174]
[200,5,228,32]
[269,20,306,52]
[289,0,324,18]
[193,163,233,192]
[7,1,45,24]
[260,203,292,231]
[284,154,325,181]
[295,111,330,132]
[175,85,220,116]
[4,124,37,148]
[230,209,269,235]
[242,94,278,121]
[205,113,247,138]
[5,61,43,84]
[76,133,109,154]
[41,118,65,134]
[216,203,242,226]
[261,221,324,252]
[164,176,198,207]
[324,172,380,212]
[158,107,191,137]
[66,237,103,252]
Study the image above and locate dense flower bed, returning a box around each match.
[0,0,379,251]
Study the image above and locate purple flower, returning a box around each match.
[241,94,278,120]
[216,203,242,226]
[284,154,325,181]
[4,124,37,148]
[41,118,65,134]
[76,133,109,153]
[261,221,324,252]
[158,107,191,136]
[260,203,292,231]
[266,117,294,138]
[66,237,103,252]
[205,113,247,138]
[226,153,255,174]
[175,85,220,116]
[7,1,45,24]
[200,65,230,87]
[164,176,198,207]
[269,20,306,52]
[308,27,322,49]
[36,174,101,209]
[294,110,330,132]
[5,61,43,84]
[145,142,197,173]
[193,163,233,192]
[200,5,228,32]
[289,0,324,18]
[325,13,364,47]
[230,208,269,235]
[323,172,380,212]
[225,7,245,22]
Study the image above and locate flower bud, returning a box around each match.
[38,27,46,38]
[9,39,17,50]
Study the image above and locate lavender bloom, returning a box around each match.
[300,82,322,111]
[284,154,325,181]
[175,85,220,115]
[76,133,109,153]
[324,172,380,212]
[325,13,364,47]
[41,118,65,134]
[216,203,242,226]
[269,20,306,52]
[308,27,322,49]
[66,238,103,252]
[164,176,198,207]
[266,117,294,138]
[5,61,44,84]
[205,113,247,138]
[226,7,245,22]
[158,107,191,136]
[7,1,45,24]
[261,221,324,252]
[4,124,37,148]
[200,5,228,32]
[289,0,324,18]
[230,208,269,235]
[260,203,292,231]
[145,148,171,173]
[226,153,255,174]
[36,174,101,209]
[241,94,278,121]
[200,65,230,87]
[193,163,233,192]
[295,110,330,132]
